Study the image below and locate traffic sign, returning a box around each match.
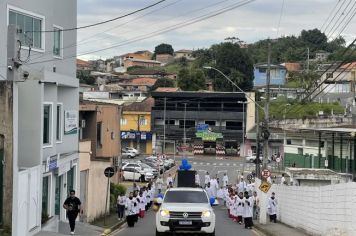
[276,157,281,163]
[261,169,271,178]
[104,167,115,178]
[247,174,253,181]
[259,181,271,193]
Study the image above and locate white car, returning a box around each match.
[121,166,154,182]
[121,150,136,159]
[245,154,263,163]
[156,188,216,236]
[123,162,158,176]
[123,147,140,155]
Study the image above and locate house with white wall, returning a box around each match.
[0,0,79,235]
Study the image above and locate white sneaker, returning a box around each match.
[70,231,74,235]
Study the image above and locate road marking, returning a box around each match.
[226,163,230,166]
[193,162,197,164]
[233,163,236,166]
[213,163,217,165]
[207,163,211,165]
[200,162,203,165]
[219,163,223,166]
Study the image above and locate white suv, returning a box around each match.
[156,188,215,236]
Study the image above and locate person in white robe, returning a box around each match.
[125,192,137,227]
[243,191,254,229]
[236,192,244,224]
[195,173,201,187]
[267,192,278,223]
[238,177,246,193]
[204,172,211,187]
[210,178,218,198]
[156,177,163,192]
[222,173,229,187]
[205,182,214,199]
[166,174,173,188]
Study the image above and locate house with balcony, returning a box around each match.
[0,0,79,235]
[120,98,154,155]
[253,63,287,87]
[151,92,255,156]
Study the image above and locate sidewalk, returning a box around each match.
[35,221,105,236]
[254,222,309,236]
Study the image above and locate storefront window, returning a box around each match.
[42,176,50,217]
[67,167,74,194]
[55,175,62,215]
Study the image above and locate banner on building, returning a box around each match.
[64,110,78,135]
[195,132,223,141]
[47,154,58,172]
[121,131,152,140]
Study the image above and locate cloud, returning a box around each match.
[76,0,356,60]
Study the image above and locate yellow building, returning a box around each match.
[120,98,154,154]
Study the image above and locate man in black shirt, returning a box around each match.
[63,190,81,235]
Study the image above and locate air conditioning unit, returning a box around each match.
[81,119,86,128]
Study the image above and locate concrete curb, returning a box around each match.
[253,224,274,236]
[101,219,127,236]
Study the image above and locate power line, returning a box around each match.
[323,0,348,33]
[25,0,167,33]
[25,0,256,66]
[334,4,356,39]
[320,0,343,31]
[276,0,286,38]
[326,0,355,38]
[29,0,229,62]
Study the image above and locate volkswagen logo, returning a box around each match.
[182,212,189,218]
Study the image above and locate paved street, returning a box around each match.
[112,204,262,236]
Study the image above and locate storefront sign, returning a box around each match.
[58,161,71,176]
[121,131,152,140]
[197,124,209,132]
[47,155,58,172]
[195,132,223,141]
[64,110,78,135]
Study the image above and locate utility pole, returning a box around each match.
[263,41,271,170]
[163,97,167,155]
[307,47,310,73]
[183,103,187,147]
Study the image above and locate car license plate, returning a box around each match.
[179,221,192,225]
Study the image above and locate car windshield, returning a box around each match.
[140,163,151,168]
[164,191,208,203]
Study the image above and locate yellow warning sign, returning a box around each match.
[259,181,271,193]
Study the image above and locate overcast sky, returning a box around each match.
[76,0,356,60]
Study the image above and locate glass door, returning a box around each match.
[55,175,62,215]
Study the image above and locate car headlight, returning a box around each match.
[160,209,170,217]
[202,210,211,218]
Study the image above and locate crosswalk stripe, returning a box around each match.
[213,163,217,165]
[207,163,211,165]
[219,163,223,166]
[193,162,197,164]
[226,163,230,166]
[233,164,236,166]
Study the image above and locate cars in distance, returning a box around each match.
[121,149,136,159]
[121,164,154,182]
[123,147,140,155]
[156,188,216,236]
[245,154,263,163]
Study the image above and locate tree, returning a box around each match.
[151,77,175,91]
[77,70,95,85]
[126,65,146,72]
[177,68,206,91]
[153,43,174,58]
[206,42,254,91]
[300,29,328,51]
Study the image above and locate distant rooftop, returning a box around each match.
[125,58,161,64]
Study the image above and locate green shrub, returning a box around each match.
[110,183,127,210]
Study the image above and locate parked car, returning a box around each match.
[123,162,158,177]
[121,150,136,159]
[245,154,262,163]
[121,165,154,182]
[123,147,140,155]
[141,160,164,174]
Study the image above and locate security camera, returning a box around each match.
[23,71,29,79]
[7,66,13,71]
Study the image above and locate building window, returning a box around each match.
[96,122,102,148]
[165,119,175,125]
[179,120,195,129]
[258,68,266,73]
[225,121,242,130]
[53,27,62,57]
[42,176,50,216]
[205,120,216,126]
[56,104,62,142]
[9,9,43,49]
[120,118,127,125]
[139,117,147,126]
[286,139,292,145]
[43,104,52,145]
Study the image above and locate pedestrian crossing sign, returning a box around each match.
[259,181,271,193]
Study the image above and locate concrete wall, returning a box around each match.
[79,141,110,223]
[266,182,356,236]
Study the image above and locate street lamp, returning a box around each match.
[237,101,248,157]
[203,66,265,113]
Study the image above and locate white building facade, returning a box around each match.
[0,0,78,235]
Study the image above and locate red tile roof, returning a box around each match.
[341,62,356,69]
[130,77,157,86]
[77,59,90,66]
[155,87,179,92]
